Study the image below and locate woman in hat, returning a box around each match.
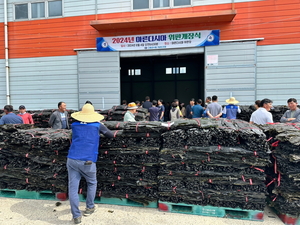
[124,102,138,122]
[67,104,113,224]
[222,97,241,119]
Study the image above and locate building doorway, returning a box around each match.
[121,54,204,106]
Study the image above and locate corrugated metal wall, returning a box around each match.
[193,0,262,6]
[205,41,257,105]
[0,59,7,106]
[9,55,78,110]
[77,51,120,110]
[1,0,265,22]
[257,43,300,105]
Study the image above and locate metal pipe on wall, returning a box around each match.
[4,0,10,105]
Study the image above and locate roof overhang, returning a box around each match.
[90,9,237,31]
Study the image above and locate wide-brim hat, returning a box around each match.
[127,102,138,109]
[226,97,239,104]
[71,104,104,122]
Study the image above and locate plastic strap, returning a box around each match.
[114,130,119,138]
[135,122,140,132]
[172,186,177,193]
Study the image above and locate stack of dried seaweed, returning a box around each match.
[260,123,300,217]
[0,125,71,192]
[158,119,269,210]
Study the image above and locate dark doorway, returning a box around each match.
[120,54,204,105]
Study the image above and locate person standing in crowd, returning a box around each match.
[164,102,171,121]
[142,96,152,110]
[135,100,141,108]
[170,102,180,121]
[254,100,261,110]
[18,105,34,124]
[149,100,160,121]
[206,95,222,118]
[280,98,300,123]
[185,98,195,119]
[180,103,186,118]
[0,105,23,125]
[79,100,93,111]
[122,100,127,106]
[124,102,138,122]
[222,97,241,119]
[205,96,212,107]
[250,98,273,125]
[157,99,165,121]
[174,99,183,117]
[67,103,113,224]
[49,102,69,129]
[192,99,204,118]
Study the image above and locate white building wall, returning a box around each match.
[256,43,300,105]
[9,55,78,110]
[205,41,257,105]
[0,59,7,107]
[0,0,264,22]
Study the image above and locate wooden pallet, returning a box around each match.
[79,194,157,208]
[158,201,264,221]
[0,189,67,201]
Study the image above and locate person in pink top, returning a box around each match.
[18,105,34,124]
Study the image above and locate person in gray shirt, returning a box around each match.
[206,95,222,118]
[280,98,300,123]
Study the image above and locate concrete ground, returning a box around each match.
[0,197,284,225]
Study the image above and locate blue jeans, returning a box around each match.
[67,158,97,219]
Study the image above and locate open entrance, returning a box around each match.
[120,54,204,106]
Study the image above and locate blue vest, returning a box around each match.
[225,105,239,119]
[67,122,100,162]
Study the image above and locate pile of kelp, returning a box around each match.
[0,125,71,192]
[260,123,300,217]
[2,119,300,214]
[158,119,269,210]
[104,106,148,121]
[93,121,161,204]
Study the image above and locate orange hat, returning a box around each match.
[127,102,138,109]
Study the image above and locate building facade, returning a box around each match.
[0,0,299,110]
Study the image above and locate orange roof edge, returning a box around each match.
[90,9,237,31]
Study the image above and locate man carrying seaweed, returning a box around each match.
[67,103,113,224]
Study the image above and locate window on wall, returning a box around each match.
[15,0,62,20]
[32,2,45,18]
[15,4,28,20]
[133,0,191,10]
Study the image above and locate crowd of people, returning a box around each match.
[123,96,300,126]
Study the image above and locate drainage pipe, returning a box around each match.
[4,0,10,104]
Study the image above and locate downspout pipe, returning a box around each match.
[4,0,10,105]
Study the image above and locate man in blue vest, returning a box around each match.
[67,103,113,224]
[222,97,241,119]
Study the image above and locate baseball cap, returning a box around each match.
[19,105,26,109]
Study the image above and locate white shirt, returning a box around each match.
[250,108,273,125]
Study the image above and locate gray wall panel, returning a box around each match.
[205,41,257,105]
[77,51,120,110]
[193,0,262,6]
[257,43,300,105]
[9,55,78,110]
[4,0,264,21]
[0,60,7,106]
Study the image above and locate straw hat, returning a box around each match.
[226,97,239,104]
[127,102,138,109]
[71,104,104,122]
